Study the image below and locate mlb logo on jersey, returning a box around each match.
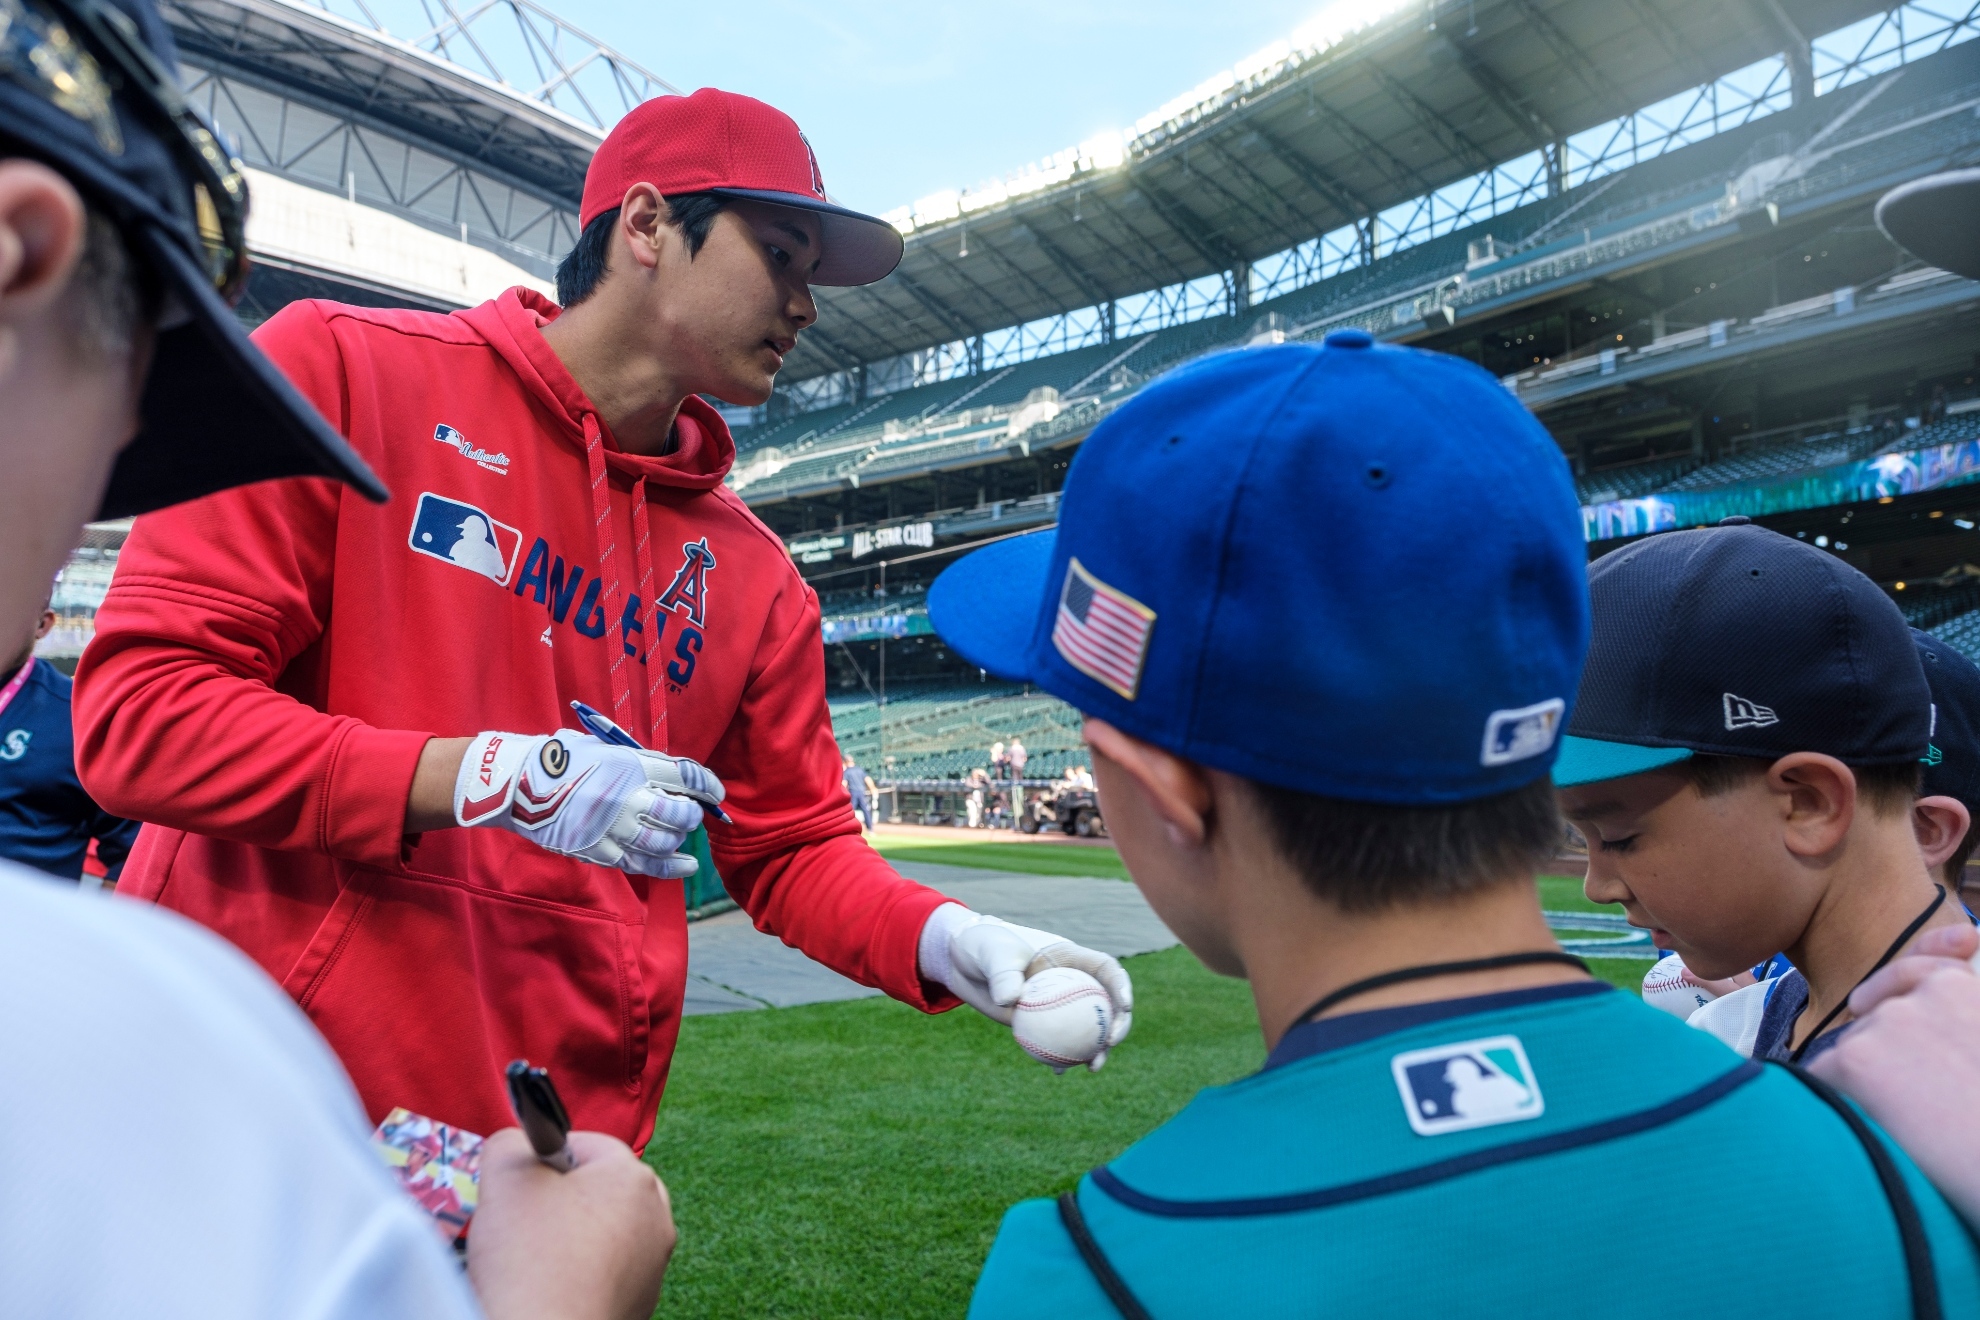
[409,493,523,586]
[1390,1035,1544,1136]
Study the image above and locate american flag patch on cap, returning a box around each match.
[1053,558,1156,699]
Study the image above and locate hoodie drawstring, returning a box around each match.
[581,412,669,753]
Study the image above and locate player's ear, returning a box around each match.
[1772,752,1856,858]
[0,160,86,376]
[1083,717,1212,849]
[1914,795,1972,870]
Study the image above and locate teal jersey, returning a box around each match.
[970,983,1980,1319]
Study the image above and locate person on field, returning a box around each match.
[929,336,1980,1315]
[0,0,671,1312]
[73,88,1133,1149]
[0,593,139,882]
[1639,624,1980,1034]
[1553,524,1972,1067]
[843,751,874,831]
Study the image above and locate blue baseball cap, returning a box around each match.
[1914,628,1980,812]
[927,333,1590,804]
[1556,521,1930,788]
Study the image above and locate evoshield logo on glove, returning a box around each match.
[540,739,570,777]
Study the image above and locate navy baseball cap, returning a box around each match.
[1555,522,1931,788]
[1914,628,1980,811]
[927,334,1590,804]
[0,0,385,518]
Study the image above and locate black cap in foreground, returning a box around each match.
[1876,168,1980,283]
[0,0,384,518]
[1914,628,1980,813]
[1555,524,1931,787]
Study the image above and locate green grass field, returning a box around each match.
[646,842,1637,1316]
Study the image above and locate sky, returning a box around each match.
[538,0,1325,216]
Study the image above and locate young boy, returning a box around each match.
[930,337,1980,1315]
[1555,523,1972,1068]
[1679,626,1980,1052]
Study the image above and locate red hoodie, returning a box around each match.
[74,288,956,1149]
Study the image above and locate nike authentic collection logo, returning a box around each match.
[1723,693,1779,730]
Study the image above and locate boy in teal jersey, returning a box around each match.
[926,335,1980,1318]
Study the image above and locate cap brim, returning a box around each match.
[711,188,904,286]
[1553,736,1694,788]
[1876,169,1980,282]
[97,226,388,520]
[927,529,1056,682]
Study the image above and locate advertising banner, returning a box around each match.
[1582,438,1980,542]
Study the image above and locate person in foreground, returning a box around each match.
[0,0,668,1312]
[71,84,1130,1146]
[1637,625,1980,1031]
[929,335,1980,1316]
[1554,523,1972,1066]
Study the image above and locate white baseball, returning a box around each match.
[1011,967,1113,1073]
[1642,953,1719,1021]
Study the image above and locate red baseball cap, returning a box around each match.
[581,88,904,287]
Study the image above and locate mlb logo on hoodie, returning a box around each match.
[409,492,523,586]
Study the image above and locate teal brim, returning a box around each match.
[1552,737,1694,787]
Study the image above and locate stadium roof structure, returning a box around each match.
[790,0,1895,380]
[161,0,671,203]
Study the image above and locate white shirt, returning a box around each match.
[0,860,482,1320]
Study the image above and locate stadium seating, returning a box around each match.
[1575,455,1699,505]
[1930,607,1980,664]
[828,683,1086,780]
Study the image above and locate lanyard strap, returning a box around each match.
[1292,950,1592,1026]
[0,657,33,722]
[1791,885,1948,1063]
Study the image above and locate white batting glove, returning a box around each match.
[453,730,725,878]
[919,903,1133,1071]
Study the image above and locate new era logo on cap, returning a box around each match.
[1723,692,1779,730]
[1052,558,1155,700]
[1392,1035,1545,1136]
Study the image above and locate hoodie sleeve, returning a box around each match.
[72,303,430,870]
[704,575,960,1013]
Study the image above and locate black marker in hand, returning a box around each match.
[505,1059,576,1172]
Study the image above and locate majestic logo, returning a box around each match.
[1391,1036,1545,1136]
[0,729,28,761]
[540,738,569,778]
[1723,692,1779,730]
[1481,699,1565,767]
[435,423,511,475]
[409,493,523,586]
[656,538,717,627]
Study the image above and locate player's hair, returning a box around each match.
[1246,775,1562,911]
[1681,753,1921,816]
[555,192,727,307]
[66,206,155,366]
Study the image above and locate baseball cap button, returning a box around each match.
[1718,515,1752,526]
[1324,329,1375,349]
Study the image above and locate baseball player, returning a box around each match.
[931,338,1980,1316]
[73,88,1131,1147]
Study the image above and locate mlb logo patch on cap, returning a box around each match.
[1391,1036,1544,1136]
[409,492,522,587]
